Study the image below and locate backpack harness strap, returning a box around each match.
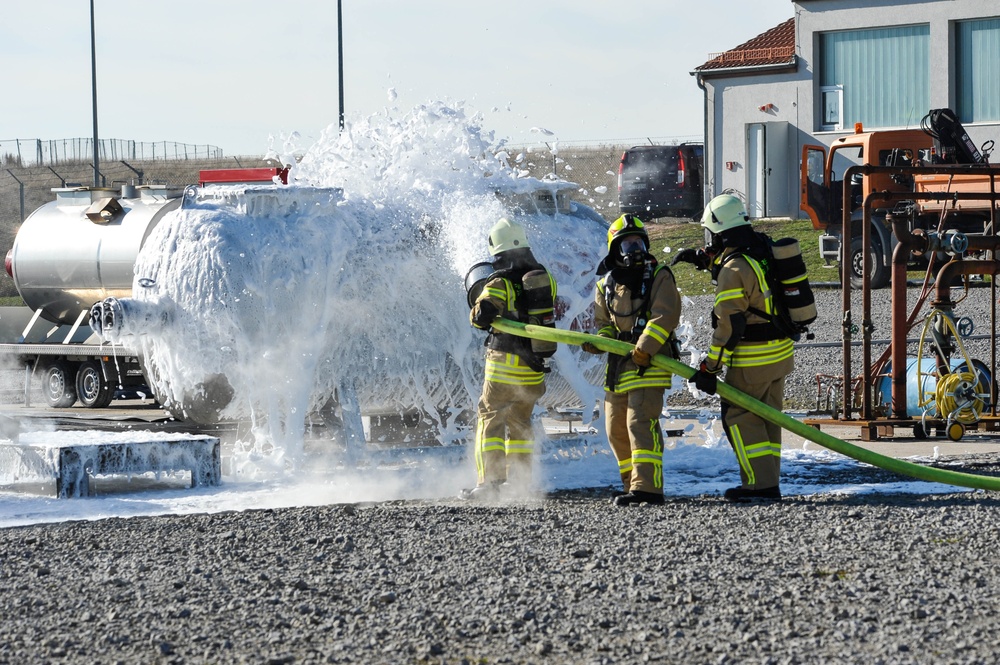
[484,266,550,372]
[719,251,785,343]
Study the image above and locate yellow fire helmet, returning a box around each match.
[606,214,648,252]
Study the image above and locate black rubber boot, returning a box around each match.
[613,490,665,506]
[723,486,782,503]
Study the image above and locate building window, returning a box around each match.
[956,18,1000,123]
[819,25,929,130]
[821,86,843,130]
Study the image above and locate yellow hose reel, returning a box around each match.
[934,371,987,441]
[916,310,991,441]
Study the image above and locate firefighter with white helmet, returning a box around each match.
[461,218,557,500]
[582,214,682,506]
[679,194,794,502]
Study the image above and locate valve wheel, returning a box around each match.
[956,317,975,338]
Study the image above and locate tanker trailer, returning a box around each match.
[1,183,185,408]
[1,168,290,410]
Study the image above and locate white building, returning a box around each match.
[692,0,1000,218]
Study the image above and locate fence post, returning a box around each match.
[6,169,25,222]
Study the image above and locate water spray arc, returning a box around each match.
[492,319,1000,492]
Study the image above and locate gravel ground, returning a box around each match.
[3,284,1000,664]
[4,481,1000,665]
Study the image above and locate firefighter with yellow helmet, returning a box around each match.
[461,218,557,500]
[682,194,794,502]
[582,214,682,506]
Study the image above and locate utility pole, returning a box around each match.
[338,0,345,131]
[90,0,100,188]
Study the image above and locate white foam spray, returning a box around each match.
[114,101,609,472]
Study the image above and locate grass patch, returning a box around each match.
[646,218,839,294]
[0,296,24,307]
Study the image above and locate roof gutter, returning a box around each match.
[690,57,797,79]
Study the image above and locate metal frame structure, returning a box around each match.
[813,164,1000,439]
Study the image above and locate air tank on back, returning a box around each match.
[6,185,184,325]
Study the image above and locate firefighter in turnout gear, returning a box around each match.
[461,218,557,500]
[685,194,794,503]
[582,214,682,506]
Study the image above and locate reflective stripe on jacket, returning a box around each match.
[484,350,545,387]
[471,274,550,386]
[708,249,793,370]
[593,264,682,392]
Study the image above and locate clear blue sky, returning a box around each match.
[1,1,794,157]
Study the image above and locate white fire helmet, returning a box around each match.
[700,194,750,234]
[488,218,530,256]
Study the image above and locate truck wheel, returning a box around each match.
[849,236,890,289]
[42,362,78,408]
[76,360,114,408]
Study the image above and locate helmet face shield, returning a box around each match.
[619,236,647,256]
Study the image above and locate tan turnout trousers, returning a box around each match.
[604,386,665,494]
[474,351,546,489]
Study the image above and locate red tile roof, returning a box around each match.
[695,18,796,72]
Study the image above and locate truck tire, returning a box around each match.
[849,236,890,289]
[76,360,114,408]
[42,361,77,408]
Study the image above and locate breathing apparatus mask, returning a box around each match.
[704,228,724,254]
[616,235,649,269]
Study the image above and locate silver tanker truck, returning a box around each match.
[0,169,289,410]
[1,183,184,408]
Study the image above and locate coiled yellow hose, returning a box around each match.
[915,310,989,433]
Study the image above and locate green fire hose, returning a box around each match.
[492,318,1000,492]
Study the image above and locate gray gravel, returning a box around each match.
[4,484,1000,665]
[3,284,1000,664]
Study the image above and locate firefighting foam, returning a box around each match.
[103,101,613,469]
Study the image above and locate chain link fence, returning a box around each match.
[0,138,224,167]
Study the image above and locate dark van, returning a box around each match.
[618,143,704,220]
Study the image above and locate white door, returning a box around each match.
[763,121,789,216]
[747,121,791,218]
[746,123,765,217]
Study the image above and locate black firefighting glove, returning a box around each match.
[690,360,722,395]
[631,348,651,377]
[471,300,500,329]
[670,248,712,271]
